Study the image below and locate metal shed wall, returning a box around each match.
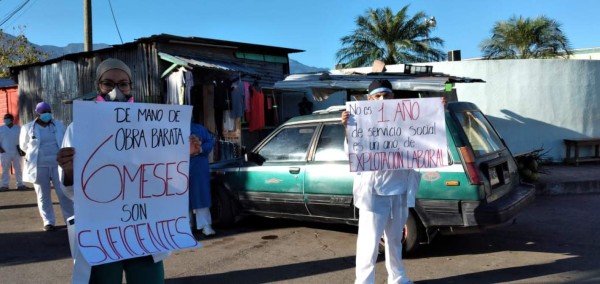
[16,43,162,125]
[155,42,290,85]
[0,85,19,122]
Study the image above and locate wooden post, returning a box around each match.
[84,0,93,52]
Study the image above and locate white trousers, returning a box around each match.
[33,166,74,226]
[194,207,212,230]
[1,152,23,187]
[355,194,410,284]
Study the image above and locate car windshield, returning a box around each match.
[257,126,316,161]
[454,111,504,156]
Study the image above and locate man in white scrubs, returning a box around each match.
[341,79,421,284]
[0,113,29,191]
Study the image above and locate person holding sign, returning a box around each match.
[57,58,201,284]
[20,102,74,231]
[189,122,216,236]
[342,79,421,284]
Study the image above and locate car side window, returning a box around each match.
[314,124,348,161]
[454,111,503,156]
[258,126,316,161]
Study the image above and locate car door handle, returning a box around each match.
[289,167,300,174]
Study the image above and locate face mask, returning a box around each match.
[40,113,53,123]
[107,87,127,102]
[3,119,12,125]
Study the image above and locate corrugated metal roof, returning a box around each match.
[274,72,484,92]
[9,33,302,72]
[159,52,258,76]
[142,34,303,54]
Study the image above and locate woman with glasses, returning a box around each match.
[95,59,134,103]
[57,58,186,284]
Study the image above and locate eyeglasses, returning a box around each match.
[99,80,132,91]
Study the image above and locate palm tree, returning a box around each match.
[480,15,572,59]
[336,5,445,68]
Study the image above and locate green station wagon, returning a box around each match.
[209,70,535,253]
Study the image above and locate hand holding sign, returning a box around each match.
[57,147,76,186]
[190,134,201,156]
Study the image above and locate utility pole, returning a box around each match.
[84,0,92,52]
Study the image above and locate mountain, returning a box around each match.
[289,59,329,74]
[38,43,111,59]
[0,32,109,59]
[4,32,327,73]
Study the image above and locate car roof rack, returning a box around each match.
[312,105,346,114]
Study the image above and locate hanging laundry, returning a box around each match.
[244,81,251,122]
[183,69,194,105]
[213,79,231,137]
[166,68,184,104]
[230,77,245,119]
[248,86,265,132]
[223,110,236,131]
[213,79,232,111]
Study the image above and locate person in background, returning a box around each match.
[341,79,421,284]
[0,113,30,191]
[298,96,314,115]
[57,58,202,283]
[189,122,216,236]
[19,102,73,231]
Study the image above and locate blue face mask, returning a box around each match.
[3,119,12,125]
[40,113,53,123]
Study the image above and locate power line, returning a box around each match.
[1,0,38,29]
[107,0,123,44]
[0,0,31,27]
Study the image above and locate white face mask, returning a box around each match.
[107,88,127,102]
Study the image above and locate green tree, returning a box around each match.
[0,27,48,78]
[480,15,572,59]
[336,5,445,68]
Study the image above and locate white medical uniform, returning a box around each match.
[0,123,23,188]
[353,169,421,284]
[20,119,74,226]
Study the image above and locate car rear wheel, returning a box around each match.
[378,210,422,255]
[210,185,235,228]
[403,210,421,255]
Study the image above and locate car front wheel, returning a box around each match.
[210,185,235,228]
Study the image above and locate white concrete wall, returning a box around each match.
[417,60,600,162]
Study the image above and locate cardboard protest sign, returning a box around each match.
[72,101,200,265]
[345,98,447,172]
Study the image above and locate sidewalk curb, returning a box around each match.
[535,180,600,196]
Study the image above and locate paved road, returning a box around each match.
[2,187,600,283]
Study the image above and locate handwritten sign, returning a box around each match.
[72,101,200,265]
[345,98,447,172]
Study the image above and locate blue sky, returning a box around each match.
[1,0,598,68]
